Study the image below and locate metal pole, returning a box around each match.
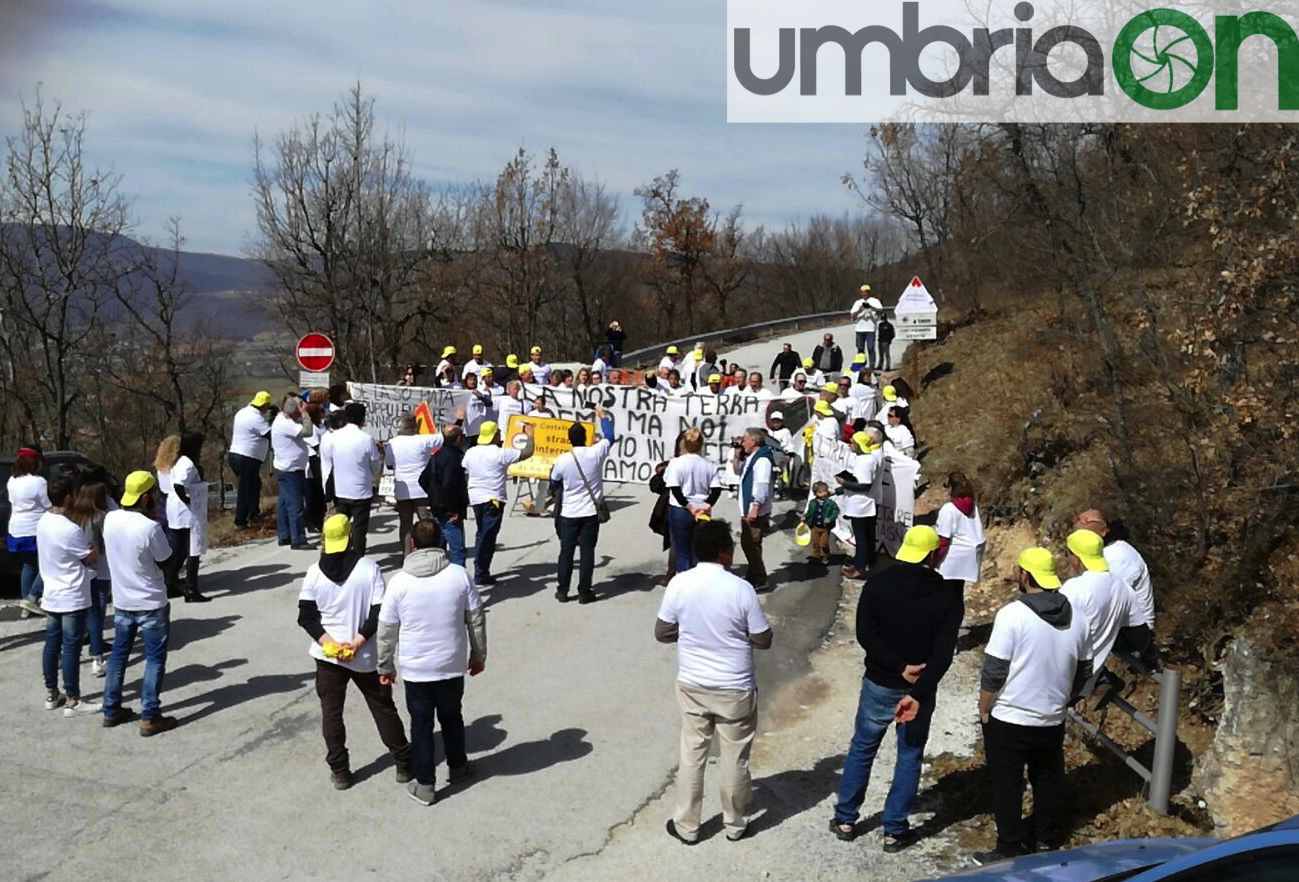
[1149,667,1182,814]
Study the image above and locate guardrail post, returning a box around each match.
[1148,667,1182,814]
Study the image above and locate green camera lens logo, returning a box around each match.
[1114,9,1215,109]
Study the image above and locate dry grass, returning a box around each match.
[207,496,280,548]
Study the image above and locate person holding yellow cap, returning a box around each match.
[837,427,884,579]
[298,513,412,790]
[830,524,962,846]
[461,345,491,382]
[461,421,534,587]
[528,346,552,385]
[850,288,880,367]
[811,333,844,380]
[229,390,276,529]
[976,547,1092,862]
[101,470,180,735]
[1060,529,1137,676]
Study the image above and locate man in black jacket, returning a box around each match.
[829,526,963,849]
[810,333,844,378]
[418,427,470,566]
[769,342,802,390]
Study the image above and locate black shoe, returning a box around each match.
[184,592,212,604]
[476,575,497,587]
[291,543,314,551]
[139,715,178,737]
[972,843,1028,866]
[578,591,596,605]
[882,829,918,853]
[395,764,414,784]
[555,590,572,603]
[331,769,353,791]
[665,819,698,846]
[102,707,135,728]
[448,762,476,784]
[277,540,291,547]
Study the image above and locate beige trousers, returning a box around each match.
[674,682,758,840]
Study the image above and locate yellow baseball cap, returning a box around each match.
[251,391,272,407]
[323,514,353,554]
[478,421,500,444]
[813,400,835,417]
[530,345,542,356]
[441,345,457,358]
[693,349,703,358]
[519,364,534,376]
[823,382,839,395]
[882,385,898,401]
[666,345,680,355]
[853,353,866,364]
[472,344,484,355]
[1018,547,1062,589]
[854,431,881,454]
[860,284,871,293]
[896,525,940,564]
[707,373,722,384]
[481,367,494,377]
[506,354,519,368]
[1066,529,1110,572]
[120,471,156,507]
[802,357,814,369]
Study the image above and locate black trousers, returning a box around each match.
[304,455,325,532]
[983,716,1066,850]
[228,453,263,528]
[314,660,410,774]
[1114,624,1160,670]
[405,677,467,786]
[334,496,373,555]
[557,515,600,596]
[163,527,199,596]
[849,515,877,571]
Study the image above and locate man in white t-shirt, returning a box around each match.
[658,344,681,374]
[228,390,275,528]
[976,547,1092,863]
[1061,529,1138,683]
[850,285,881,367]
[1075,510,1159,670]
[37,475,100,717]
[461,420,534,587]
[741,371,773,401]
[323,402,382,554]
[527,346,553,386]
[548,406,614,604]
[385,415,445,556]
[461,344,491,381]
[729,428,775,588]
[102,471,178,736]
[377,520,486,805]
[497,380,532,425]
[656,520,773,845]
[297,514,412,790]
[272,395,314,550]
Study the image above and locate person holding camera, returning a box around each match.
[228,391,276,529]
[729,428,775,589]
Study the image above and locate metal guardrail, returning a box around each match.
[1067,651,1182,814]
[621,307,896,367]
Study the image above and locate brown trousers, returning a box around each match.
[314,660,411,774]
[811,526,831,559]
[739,515,770,586]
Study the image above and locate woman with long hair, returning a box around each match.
[934,470,985,592]
[662,428,722,573]
[154,435,181,527]
[884,406,917,457]
[6,445,50,617]
[165,431,210,603]
[66,480,112,675]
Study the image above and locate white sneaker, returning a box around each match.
[63,700,102,718]
[92,658,106,677]
[44,692,66,710]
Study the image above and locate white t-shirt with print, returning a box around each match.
[6,474,50,538]
[230,404,271,461]
[986,598,1091,727]
[104,509,171,611]
[299,556,385,673]
[936,502,986,583]
[380,563,482,682]
[462,445,523,506]
[37,511,93,613]
[1061,569,1137,672]
[384,434,443,501]
[664,453,721,509]
[657,562,770,691]
[1105,540,1155,629]
[550,440,612,518]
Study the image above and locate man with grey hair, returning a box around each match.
[272,394,314,549]
[729,427,775,588]
[384,414,443,556]
[497,380,531,424]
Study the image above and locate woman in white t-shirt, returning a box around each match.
[153,435,180,527]
[165,432,210,603]
[935,471,986,590]
[384,414,444,555]
[884,407,916,457]
[7,446,51,616]
[662,428,722,573]
[68,479,114,675]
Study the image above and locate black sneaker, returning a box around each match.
[555,590,572,603]
[331,769,354,790]
[665,819,698,846]
[578,591,597,605]
[395,764,414,784]
[448,762,476,784]
[184,592,212,604]
[476,575,497,587]
[103,707,135,728]
[972,844,1028,866]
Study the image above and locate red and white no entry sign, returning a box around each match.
[296,333,335,372]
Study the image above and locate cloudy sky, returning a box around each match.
[0,0,871,256]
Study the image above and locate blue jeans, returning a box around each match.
[856,331,877,368]
[439,514,467,566]
[103,606,170,721]
[471,501,504,582]
[16,552,42,601]
[834,677,935,834]
[88,579,111,657]
[276,469,307,545]
[43,608,87,697]
[557,515,600,596]
[667,505,699,572]
[405,677,467,786]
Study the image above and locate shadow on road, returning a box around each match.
[169,614,241,652]
[207,563,297,597]
[168,670,314,726]
[476,727,593,778]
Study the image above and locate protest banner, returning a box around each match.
[504,415,595,481]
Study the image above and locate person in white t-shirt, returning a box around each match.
[977,547,1091,861]
[850,285,881,367]
[324,403,383,555]
[1061,529,1137,680]
[461,420,534,587]
[884,407,917,458]
[1075,509,1159,670]
[6,445,50,616]
[461,372,496,443]
[273,395,314,550]
[435,345,458,381]
[37,475,100,716]
[591,346,612,378]
[228,390,275,529]
[549,406,614,604]
[527,346,552,386]
[849,370,879,423]
[497,380,532,425]
[101,471,178,736]
[837,429,883,580]
[377,519,487,805]
[165,431,210,603]
[656,519,773,845]
[779,371,811,402]
[740,372,773,401]
[297,514,412,790]
[663,427,722,573]
[461,344,491,381]
[935,471,986,588]
[384,415,445,556]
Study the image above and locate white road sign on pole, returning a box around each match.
[299,370,331,389]
[894,276,938,341]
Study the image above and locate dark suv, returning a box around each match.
[0,451,120,590]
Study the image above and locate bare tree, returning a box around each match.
[633,170,716,336]
[556,172,623,348]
